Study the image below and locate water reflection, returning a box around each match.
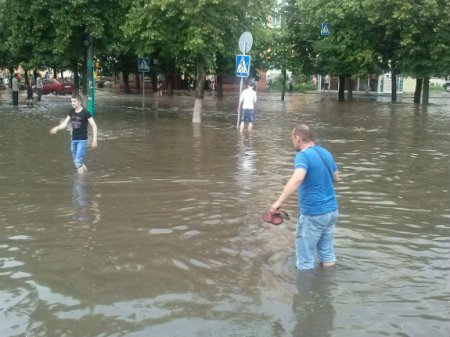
[72,175,101,224]
[236,135,256,196]
[72,175,89,222]
[292,269,335,337]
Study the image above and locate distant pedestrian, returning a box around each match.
[324,75,330,91]
[270,123,340,270]
[26,76,33,107]
[266,78,272,92]
[50,95,98,175]
[288,78,293,92]
[36,74,43,102]
[12,73,19,106]
[312,75,318,89]
[188,77,194,94]
[237,81,257,134]
[157,77,163,96]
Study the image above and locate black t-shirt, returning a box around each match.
[69,108,90,140]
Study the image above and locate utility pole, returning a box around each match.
[85,33,96,116]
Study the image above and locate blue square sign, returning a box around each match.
[321,22,330,36]
[138,57,150,72]
[236,55,251,78]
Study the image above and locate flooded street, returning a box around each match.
[0,89,449,337]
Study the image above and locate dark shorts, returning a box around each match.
[241,109,255,123]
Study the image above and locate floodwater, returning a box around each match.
[0,89,449,337]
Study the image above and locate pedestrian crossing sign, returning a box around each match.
[321,22,330,36]
[236,55,251,78]
[138,57,150,72]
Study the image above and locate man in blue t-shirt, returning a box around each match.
[270,123,340,270]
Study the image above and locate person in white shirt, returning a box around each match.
[12,73,19,106]
[36,75,43,102]
[237,81,257,134]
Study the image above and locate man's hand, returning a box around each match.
[270,201,281,214]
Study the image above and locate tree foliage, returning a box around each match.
[1,0,449,108]
[274,0,450,102]
[123,0,274,122]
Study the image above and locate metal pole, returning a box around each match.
[86,34,95,116]
[237,77,243,128]
[237,42,247,128]
[142,72,145,111]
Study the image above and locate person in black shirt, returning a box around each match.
[50,95,98,174]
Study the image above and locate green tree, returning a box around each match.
[395,0,450,104]
[364,0,404,102]
[304,0,378,101]
[262,3,293,100]
[0,0,133,94]
[292,0,450,104]
[0,0,18,82]
[123,0,274,123]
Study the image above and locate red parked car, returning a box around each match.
[57,78,75,94]
[33,78,74,95]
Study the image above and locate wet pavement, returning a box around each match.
[0,88,449,337]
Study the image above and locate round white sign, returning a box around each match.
[239,31,253,53]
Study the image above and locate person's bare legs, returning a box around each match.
[240,121,245,134]
[248,122,253,133]
[321,262,336,267]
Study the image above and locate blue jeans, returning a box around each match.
[71,140,88,169]
[296,209,338,270]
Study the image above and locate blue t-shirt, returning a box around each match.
[294,145,338,215]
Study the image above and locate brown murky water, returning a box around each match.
[1,89,449,337]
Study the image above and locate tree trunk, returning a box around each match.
[346,76,353,101]
[81,58,87,96]
[72,61,80,95]
[391,71,397,102]
[123,69,130,93]
[8,68,14,88]
[281,68,287,101]
[166,72,174,96]
[193,61,206,124]
[338,76,345,101]
[216,74,223,98]
[422,77,430,105]
[414,78,423,104]
[151,75,158,96]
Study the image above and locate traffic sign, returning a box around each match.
[236,55,251,78]
[239,31,253,53]
[138,57,150,72]
[321,22,330,36]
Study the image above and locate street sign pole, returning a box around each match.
[237,42,247,128]
[138,57,150,111]
[142,71,145,111]
[237,32,253,128]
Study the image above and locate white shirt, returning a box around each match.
[239,87,257,110]
[12,77,19,91]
